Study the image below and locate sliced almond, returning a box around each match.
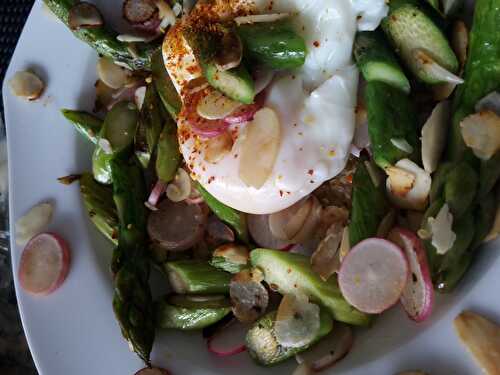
[390,138,414,154]
[97,57,132,89]
[166,168,192,202]
[197,90,241,120]
[9,71,45,101]
[275,293,320,349]
[452,20,469,68]
[413,49,464,85]
[16,202,54,246]
[421,101,450,173]
[311,222,344,281]
[386,159,431,211]
[339,227,350,262]
[234,13,290,25]
[239,107,281,189]
[203,132,234,163]
[269,197,313,241]
[454,311,500,375]
[385,166,416,197]
[426,203,456,255]
[213,243,249,265]
[460,110,500,160]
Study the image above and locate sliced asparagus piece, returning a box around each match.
[250,249,371,326]
[61,109,102,144]
[163,260,232,295]
[151,49,182,120]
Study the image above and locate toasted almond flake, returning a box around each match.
[421,101,450,173]
[311,222,344,281]
[204,132,234,164]
[9,71,45,100]
[426,203,456,255]
[460,110,500,160]
[134,86,147,110]
[155,0,176,30]
[234,13,290,25]
[166,168,192,202]
[339,227,350,261]
[454,311,500,375]
[275,293,320,348]
[452,21,468,68]
[213,243,249,265]
[413,49,464,84]
[390,138,414,154]
[239,108,281,189]
[385,166,416,197]
[16,202,54,246]
[386,159,431,211]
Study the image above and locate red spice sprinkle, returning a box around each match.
[208,176,215,184]
[313,41,320,47]
[279,190,284,197]
[308,169,314,175]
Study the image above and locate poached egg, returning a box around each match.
[164,0,387,214]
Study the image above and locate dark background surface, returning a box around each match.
[0,1,38,374]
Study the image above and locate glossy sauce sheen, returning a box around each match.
[164,0,388,214]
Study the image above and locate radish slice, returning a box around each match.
[134,367,171,375]
[388,228,434,322]
[253,68,274,95]
[206,319,247,357]
[338,238,409,314]
[97,57,131,90]
[147,200,207,251]
[223,92,266,125]
[247,214,291,249]
[19,233,71,296]
[123,0,157,24]
[298,324,354,372]
[181,91,230,138]
[68,2,103,30]
[146,180,167,210]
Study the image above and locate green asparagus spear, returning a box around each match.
[156,295,231,330]
[110,157,155,364]
[448,0,500,160]
[156,118,181,183]
[79,173,118,244]
[438,213,475,273]
[443,161,478,219]
[479,151,500,198]
[349,160,388,247]
[61,109,102,144]
[163,260,232,295]
[246,309,333,366]
[251,249,371,326]
[44,0,158,70]
[436,251,473,293]
[364,81,419,169]
[92,145,113,185]
[471,191,497,248]
[151,49,182,120]
[429,162,454,203]
[135,84,164,168]
[196,184,249,244]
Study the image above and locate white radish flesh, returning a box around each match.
[388,228,434,322]
[97,57,131,89]
[197,90,241,120]
[16,202,54,246]
[239,108,281,189]
[421,101,450,173]
[338,238,409,314]
[18,233,71,295]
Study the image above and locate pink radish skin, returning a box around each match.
[388,228,434,322]
[206,319,247,357]
[19,233,71,296]
[338,238,409,314]
[146,180,167,210]
[223,92,266,125]
[134,367,171,375]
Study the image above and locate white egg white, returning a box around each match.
[164,0,388,214]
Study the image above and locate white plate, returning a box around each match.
[3,1,499,374]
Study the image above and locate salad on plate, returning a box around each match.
[10,0,500,373]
